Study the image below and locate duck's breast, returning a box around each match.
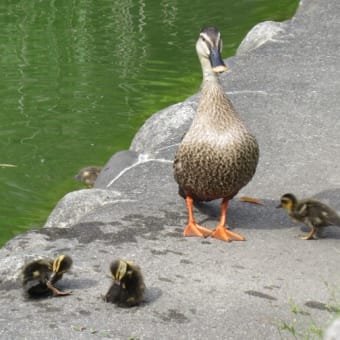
[174,129,258,200]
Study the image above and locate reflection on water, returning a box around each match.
[0,0,298,245]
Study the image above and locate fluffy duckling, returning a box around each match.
[21,255,73,298]
[104,259,145,307]
[74,166,102,188]
[277,193,340,240]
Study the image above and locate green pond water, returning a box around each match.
[0,0,298,246]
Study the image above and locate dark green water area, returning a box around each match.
[0,0,298,246]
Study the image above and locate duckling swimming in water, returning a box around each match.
[74,166,102,188]
[104,259,145,307]
[174,26,259,241]
[277,193,340,240]
[21,255,73,298]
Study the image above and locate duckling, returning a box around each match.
[277,193,340,240]
[174,26,259,241]
[21,258,54,298]
[21,255,73,298]
[74,166,102,188]
[104,259,145,307]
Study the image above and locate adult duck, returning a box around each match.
[174,26,259,241]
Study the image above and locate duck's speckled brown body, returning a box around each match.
[174,79,258,201]
[173,26,259,241]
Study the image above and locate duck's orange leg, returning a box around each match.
[211,198,245,242]
[46,280,72,297]
[300,226,317,240]
[183,196,212,237]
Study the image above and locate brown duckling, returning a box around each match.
[173,26,259,241]
[74,166,102,188]
[104,259,145,307]
[21,255,73,298]
[277,193,340,240]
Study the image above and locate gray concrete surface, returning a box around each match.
[1,0,340,339]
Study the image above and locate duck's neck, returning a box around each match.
[200,56,217,83]
[201,71,224,94]
[197,60,237,124]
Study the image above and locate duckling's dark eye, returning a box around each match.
[201,36,206,42]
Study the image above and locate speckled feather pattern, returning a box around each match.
[174,76,259,201]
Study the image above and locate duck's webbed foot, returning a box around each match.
[210,198,246,242]
[211,224,245,242]
[183,222,212,238]
[300,226,317,240]
[183,196,212,238]
[46,281,72,296]
[239,196,263,205]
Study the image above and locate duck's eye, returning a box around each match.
[201,36,206,42]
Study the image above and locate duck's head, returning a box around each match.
[110,259,133,283]
[49,255,73,284]
[276,193,297,211]
[196,26,227,74]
